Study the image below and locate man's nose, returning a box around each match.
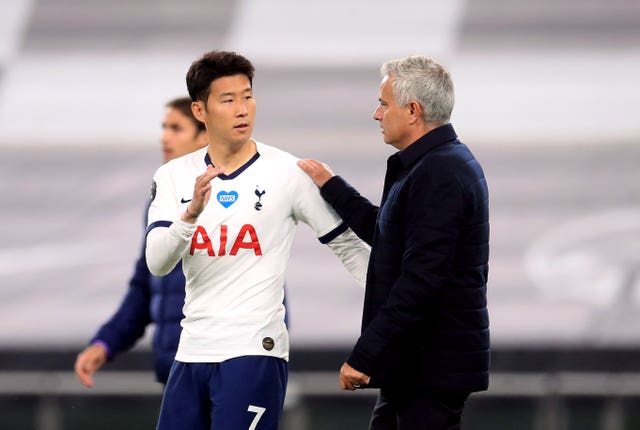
[237,101,249,116]
[372,106,382,120]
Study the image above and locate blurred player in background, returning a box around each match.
[146,50,370,430]
[74,97,207,387]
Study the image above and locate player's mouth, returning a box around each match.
[234,122,250,131]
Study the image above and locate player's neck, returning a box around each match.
[207,138,257,174]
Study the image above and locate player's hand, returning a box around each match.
[182,165,225,222]
[339,362,371,391]
[74,344,107,388]
[297,159,335,187]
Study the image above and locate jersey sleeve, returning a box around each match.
[145,165,196,276]
[291,166,345,240]
[291,164,370,287]
[147,165,179,228]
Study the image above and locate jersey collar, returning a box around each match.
[204,151,261,180]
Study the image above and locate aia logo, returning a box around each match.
[190,224,262,256]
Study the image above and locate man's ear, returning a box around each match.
[191,101,206,124]
[408,100,423,125]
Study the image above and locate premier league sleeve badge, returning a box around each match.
[150,180,157,202]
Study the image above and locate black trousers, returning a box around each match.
[369,388,469,430]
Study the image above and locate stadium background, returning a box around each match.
[0,0,639,428]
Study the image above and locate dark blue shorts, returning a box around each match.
[157,356,288,430]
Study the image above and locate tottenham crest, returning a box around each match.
[254,186,266,210]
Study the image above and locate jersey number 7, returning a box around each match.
[247,405,266,430]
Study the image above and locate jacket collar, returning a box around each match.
[396,123,458,168]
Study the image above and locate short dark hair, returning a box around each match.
[165,97,206,133]
[186,51,255,104]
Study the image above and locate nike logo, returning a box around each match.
[180,198,192,203]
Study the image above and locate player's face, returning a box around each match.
[161,107,207,163]
[198,74,256,148]
[372,75,412,150]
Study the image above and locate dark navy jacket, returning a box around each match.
[321,124,490,393]
[92,208,185,384]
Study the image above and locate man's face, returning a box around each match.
[196,74,256,147]
[372,75,411,150]
[161,107,207,163]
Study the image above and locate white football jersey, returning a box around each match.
[146,141,369,363]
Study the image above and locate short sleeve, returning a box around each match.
[291,165,344,240]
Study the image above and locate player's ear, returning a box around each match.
[191,101,206,124]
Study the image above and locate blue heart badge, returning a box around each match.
[217,191,238,208]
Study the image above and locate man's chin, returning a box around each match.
[229,137,253,147]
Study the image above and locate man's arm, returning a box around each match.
[292,161,371,286]
[347,168,466,381]
[75,242,152,387]
[298,159,378,245]
[324,227,370,288]
[146,164,224,276]
[146,222,196,276]
[92,248,153,351]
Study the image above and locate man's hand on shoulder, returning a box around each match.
[297,159,335,187]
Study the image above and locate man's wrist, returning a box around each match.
[91,340,110,357]
[183,206,199,222]
[185,206,197,218]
